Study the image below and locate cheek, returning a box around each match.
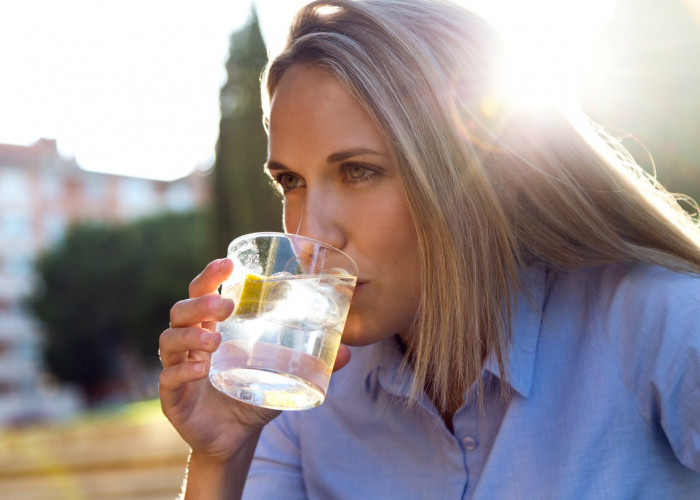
[380,200,419,260]
[376,202,421,325]
[342,209,421,344]
[358,190,420,287]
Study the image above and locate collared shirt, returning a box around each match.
[244,262,700,499]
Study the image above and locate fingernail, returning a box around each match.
[192,361,206,374]
[201,332,212,346]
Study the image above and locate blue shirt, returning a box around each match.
[244,262,700,499]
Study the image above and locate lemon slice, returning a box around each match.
[233,273,267,315]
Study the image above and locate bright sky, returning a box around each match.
[0,0,616,181]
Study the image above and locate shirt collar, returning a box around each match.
[364,335,412,399]
[362,263,548,399]
[483,262,547,397]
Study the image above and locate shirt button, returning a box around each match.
[462,436,478,451]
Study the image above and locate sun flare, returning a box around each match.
[464,0,618,109]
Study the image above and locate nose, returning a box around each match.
[287,187,346,251]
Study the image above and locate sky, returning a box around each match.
[0,0,617,181]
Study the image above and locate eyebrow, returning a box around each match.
[326,147,387,163]
[266,148,387,173]
[265,161,286,173]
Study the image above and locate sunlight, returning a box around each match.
[465,0,618,109]
[0,0,251,180]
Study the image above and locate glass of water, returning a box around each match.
[209,232,358,410]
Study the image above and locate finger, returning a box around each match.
[189,258,233,298]
[158,358,209,394]
[159,327,221,367]
[332,344,351,372]
[201,319,218,332]
[169,294,234,329]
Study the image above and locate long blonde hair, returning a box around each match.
[262,0,700,412]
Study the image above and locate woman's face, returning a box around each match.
[266,64,421,346]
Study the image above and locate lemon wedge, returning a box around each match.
[233,273,270,316]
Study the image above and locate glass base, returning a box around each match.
[209,367,325,410]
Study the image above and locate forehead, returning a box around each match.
[267,65,387,161]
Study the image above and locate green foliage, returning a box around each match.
[213,8,282,256]
[29,211,216,400]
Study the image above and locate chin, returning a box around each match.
[341,337,378,347]
[340,318,393,347]
[339,329,373,347]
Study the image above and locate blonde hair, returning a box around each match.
[262,0,700,412]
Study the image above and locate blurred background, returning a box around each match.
[0,0,699,498]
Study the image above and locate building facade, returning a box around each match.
[0,138,209,425]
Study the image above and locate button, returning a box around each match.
[462,436,478,451]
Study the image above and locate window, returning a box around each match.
[119,178,159,218]
[0,211,32,241]
[3,254,32,277]
[165,182,195,212]
[0,169,31,205]
[84,176,106,202]
[43,212,67,244]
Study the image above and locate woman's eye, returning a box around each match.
[274,173,303,191]
[346,164,370,180]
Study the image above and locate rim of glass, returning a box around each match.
[228,231,358,276]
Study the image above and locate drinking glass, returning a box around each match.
[209,232,358,410]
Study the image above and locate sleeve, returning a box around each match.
[598,264,700,473]
[242,412,308,499]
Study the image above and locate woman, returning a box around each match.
[159,0,700,497]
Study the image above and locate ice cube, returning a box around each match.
[265,276,291,306]
[309,283,343,328]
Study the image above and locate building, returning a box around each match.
[0,138,210,425]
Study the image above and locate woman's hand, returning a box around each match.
[160,258,353,454]
[159,258,352,497]
[158,258,281,462]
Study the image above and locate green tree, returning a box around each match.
[213,8,282,256]
[29,211,216,404]
[121,211,216,361]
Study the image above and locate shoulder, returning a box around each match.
[594,261,700,301]
[547,262,700,361]
[594,263,699,333]
[546,263,700,472]
[581,262,699,359]
[552,262,700,325]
